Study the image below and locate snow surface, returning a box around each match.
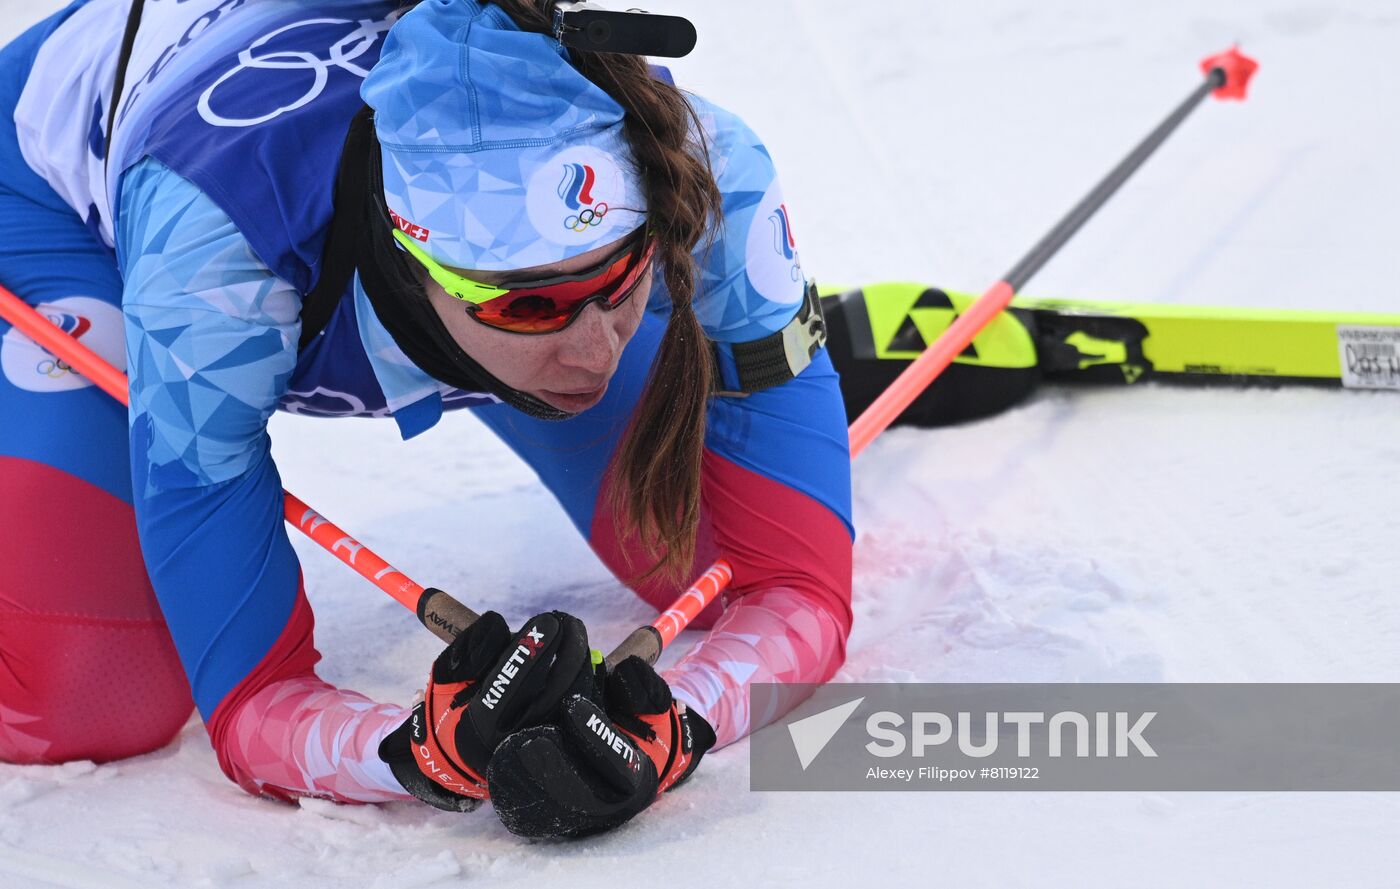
[3,0,1399,886]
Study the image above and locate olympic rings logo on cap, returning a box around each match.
[565,204,608,232]
[558,163,611,232]
[743,184,806,307]
[527,148,637,248]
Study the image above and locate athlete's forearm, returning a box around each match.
[217,676,410,803]
[662,585,847,748]
[203,589,411,803]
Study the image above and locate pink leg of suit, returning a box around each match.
[0,457,193,765]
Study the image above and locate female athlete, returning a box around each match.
[0,0,851,837]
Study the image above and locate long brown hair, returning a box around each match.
[493,1,723,586]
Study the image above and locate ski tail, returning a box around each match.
[1013,294,1400,390]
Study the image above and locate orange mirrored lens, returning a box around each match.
[470,240,655,333]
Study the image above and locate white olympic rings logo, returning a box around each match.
[198,15,394,128]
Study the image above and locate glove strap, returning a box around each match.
[621,704,707,796]
[415,692,489,800]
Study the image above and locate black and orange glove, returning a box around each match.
[486,654,716,837]
[378,610,598,812]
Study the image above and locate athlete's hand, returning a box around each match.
[486,655,716,837]
[378,610,598,812]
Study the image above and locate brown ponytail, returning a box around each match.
[493,2,724,586]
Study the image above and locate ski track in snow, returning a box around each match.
[2,0,1398,886]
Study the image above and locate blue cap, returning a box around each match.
[362,0,647,272]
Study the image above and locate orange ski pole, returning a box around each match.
[669,46,1261,621]
[850,48,1257,452]
[0,282,476,642]
[0,47,1257,661]
[0,281,705,665]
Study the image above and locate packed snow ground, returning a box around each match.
[2,1,1398,886]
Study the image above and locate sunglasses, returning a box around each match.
[391,226,655,335]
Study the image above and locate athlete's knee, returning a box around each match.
[0,612,194,765]
[0,457,193,764]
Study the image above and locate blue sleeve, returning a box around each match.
[117,157,304,718]
[679,95,853,534]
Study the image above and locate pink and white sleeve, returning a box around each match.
[219,677,411,803]
[663,585,847,749]
[207,589,413,803]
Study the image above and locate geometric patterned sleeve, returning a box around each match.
[118,156,303,719]
[663,586,846,749]
[212,592,409,803]
[220,674,410,802]
[117,158,408,803]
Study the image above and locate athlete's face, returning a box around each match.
[421,235,653,414]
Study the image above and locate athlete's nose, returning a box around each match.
[554,301,622,377]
